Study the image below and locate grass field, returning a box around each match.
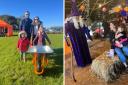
[0,33,63,85]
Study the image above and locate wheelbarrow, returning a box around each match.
[27,45,53,75]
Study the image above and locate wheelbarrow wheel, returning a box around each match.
[34,65,44,75]
[32,53,48,75]
[32,53,44,75]
[36,54,42,72]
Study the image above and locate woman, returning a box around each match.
[114,24,128,68]
[109,21,118,50]
[31,17,51,73]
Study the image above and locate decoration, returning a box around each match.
[102,7,107,12]
[124,6,128,12]
[120,10,127,16]
[113,7,122,12]
[79,4,85,12]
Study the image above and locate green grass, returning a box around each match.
[0,33,63,85]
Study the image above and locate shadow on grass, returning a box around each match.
[43,66,63,78]
[42,48,63,78]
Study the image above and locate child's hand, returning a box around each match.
[115,41,123,48]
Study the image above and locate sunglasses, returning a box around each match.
[34,19,38,20]
[25,13,29,15]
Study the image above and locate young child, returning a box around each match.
[34,26,43,45]
[17,31,30,62]
[115,24,128,47]
[114,24,128,68]
[33,26,51,72]
[33,25,51,45]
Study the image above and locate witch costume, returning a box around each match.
[65,0,92,67]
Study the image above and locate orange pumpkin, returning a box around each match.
[113,7,122,12]
[124,7,128,12]
[79,4,85,12]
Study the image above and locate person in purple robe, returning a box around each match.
[65,0,92,67]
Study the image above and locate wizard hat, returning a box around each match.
[70,0,80,16]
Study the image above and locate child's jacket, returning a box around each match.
[17,38,30,52]
[115,31,128,46]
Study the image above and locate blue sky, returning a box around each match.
[0,0,63,27]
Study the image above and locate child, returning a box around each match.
[114,24,128,68]
[33,26,42,45]
[17,31,30,62]
[33,26,51,72]
[115,25,128,47]
[33,25,51,46]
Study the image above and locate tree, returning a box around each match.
[0,15,21,30]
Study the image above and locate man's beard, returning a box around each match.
[72,16,86,29]
[72,17,79,29]
[65,16,86,29]
[25,15,29,18]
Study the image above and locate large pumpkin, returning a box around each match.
[79,4,85,12]
[124,7,128,12]
[113,7,122,12]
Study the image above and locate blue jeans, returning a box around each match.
[115,46,128,63]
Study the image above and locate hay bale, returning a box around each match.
[91,51,125,83]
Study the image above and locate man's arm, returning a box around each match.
[19,19,24,31]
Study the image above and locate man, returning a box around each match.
[19,11,32,40]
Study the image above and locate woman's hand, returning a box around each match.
[118,33,123,37]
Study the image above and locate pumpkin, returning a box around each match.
[113,7,122,12]
[124,7,128,12]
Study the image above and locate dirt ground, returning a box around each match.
[65,39,128,85]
